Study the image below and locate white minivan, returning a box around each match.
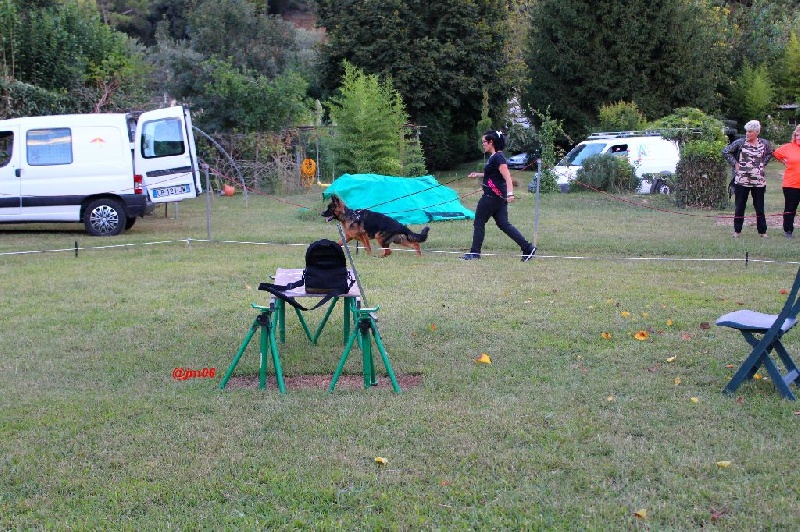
[0,106,202,236]
[554,131,680,194]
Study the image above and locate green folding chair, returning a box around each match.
[716,266,800,400]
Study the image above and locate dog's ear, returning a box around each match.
[332,195,341,205]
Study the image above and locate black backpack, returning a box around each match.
[303,239,351,294]
[258,239,355,310]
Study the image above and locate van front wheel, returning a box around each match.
[84,199,127,236]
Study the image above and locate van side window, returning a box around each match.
[563,143,606,166]
[610,144,629,157]
[141,117,185,158]
[0,131,12,167]
[27,128,73,165]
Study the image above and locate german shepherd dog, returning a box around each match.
[321,195,430,256]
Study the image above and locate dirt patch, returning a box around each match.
[715,214,784,229]
[223,373,423,391]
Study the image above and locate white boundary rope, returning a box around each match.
[1,237,798,266]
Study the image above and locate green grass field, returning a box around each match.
[1,163,799,529]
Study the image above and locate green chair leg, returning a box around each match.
[329,306,400,394]
[220,317,260,390]
[220,304,285,394]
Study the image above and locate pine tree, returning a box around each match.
[326,62,411,176]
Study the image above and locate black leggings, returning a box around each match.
[469,194,531,254]
[733,184,766,234]
[783,186,800,234]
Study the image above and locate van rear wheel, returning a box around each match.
[84,199,127,236]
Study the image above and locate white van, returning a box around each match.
[0,106,202,236]
[554,131,680,194]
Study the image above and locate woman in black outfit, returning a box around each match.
[461,130,536,261]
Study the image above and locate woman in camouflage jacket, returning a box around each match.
[723,120,773,237]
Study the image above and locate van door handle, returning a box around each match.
[15,168,21,177]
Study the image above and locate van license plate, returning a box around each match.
[152,184,191,198]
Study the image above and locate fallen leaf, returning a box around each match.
[474,353,491,365]
[634,330,649,341]
[716,460,732,468]
[606,298,614,304]
[245,283,252,290]
[607,395,615,402]
[621,311,631,318]
[666,318,674,326]
[674,377,682,386]
[429,323,436,331]
[647,365,660,373]
[710,507,728,521]
[691,397,699,403]
[753,373,762,380]
[375,456,387,464]
[641,312,650,318]
[737,396,745,405]
[700,322,711,330]
[666,356,677,363]
[634,509,647,519]
[440,480,451,486]
[601,332,612,340]
[779,289,789,295]
[681,332,693,340]
[794,411,800,416]
[725,364,735,369]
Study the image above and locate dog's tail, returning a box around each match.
[410,226,430,243]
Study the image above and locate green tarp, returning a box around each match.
[322,174,474,225]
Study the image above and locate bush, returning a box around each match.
[574,154,638,193]
[647,107,727,144]
[529,168,558,194]
[598,101,647,132]
[674,140,729,208]
[761,115,796,146]
[0,77,87,118]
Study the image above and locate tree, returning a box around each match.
[523,0,730,139]
[8,0,150,111]
[730,61,775,123]
[150,0,316,133]
[315,0,512,169]
[776,31,800,104]
[95,0,152,43]
[326,62,419,176]
[188,0,298,78]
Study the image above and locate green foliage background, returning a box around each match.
[326,62,421,176]
[2,0,800,175]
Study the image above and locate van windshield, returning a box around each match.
[559,143,606,166]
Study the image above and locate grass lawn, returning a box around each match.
[1,162,799,528]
